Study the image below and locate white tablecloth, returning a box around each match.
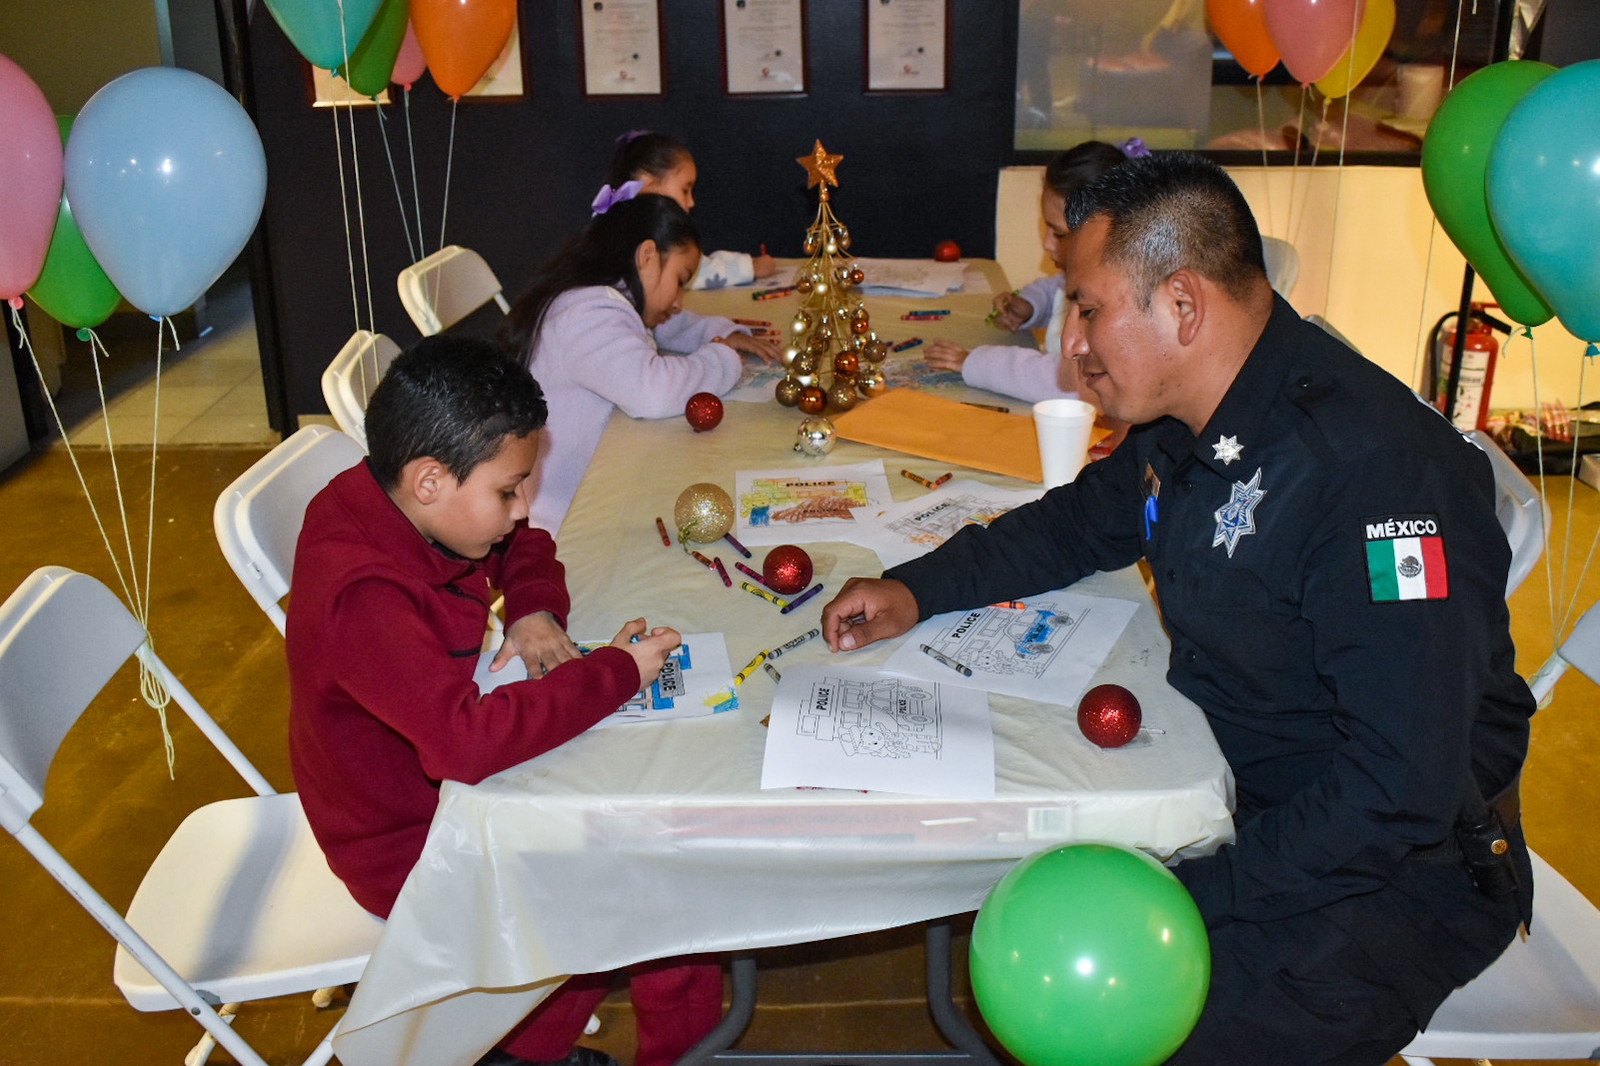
[334,265,1236,1066]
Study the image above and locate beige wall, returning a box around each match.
[1,0,164,114]
[996,164,1590,413]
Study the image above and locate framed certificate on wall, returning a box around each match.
[721,0,807,96]
[578,0,665,97]
[865,0,948,93]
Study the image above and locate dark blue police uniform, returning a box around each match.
[889,296,1534,1066]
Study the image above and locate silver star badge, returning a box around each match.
[1213,468,1266,558]
[1212,435,1243,465]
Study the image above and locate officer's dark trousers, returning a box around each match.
[1163,828,1530,1066]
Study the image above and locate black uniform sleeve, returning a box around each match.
[885,433,1149,617]
[1174,441,1532,925]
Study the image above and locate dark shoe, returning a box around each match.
[477,1047,622,1066]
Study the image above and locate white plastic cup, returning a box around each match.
[1032,398,1097,488]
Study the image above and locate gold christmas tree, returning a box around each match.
[775,141,890,413]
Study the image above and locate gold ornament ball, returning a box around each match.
[798,386,827,414]
[793,311,812,332]
[781,346,800,368]
[775,377,804,407]
[849,267,865,285]
[674,483,735,543]
[826,380,860,411]
[851,317,870,335]
[866,340,890,363]
[793,350,819,375]
[850,335,867,353]
[833,350,860,376]
[794,416,837,458]
[838,227,852,249]
[857,366,887,397]
[804,235,820,255]
[796,276,815,294]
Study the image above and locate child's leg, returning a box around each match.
[500,972,615,1061]
[629,955,724,1066]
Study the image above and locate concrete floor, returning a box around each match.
[0,442,1598,1066]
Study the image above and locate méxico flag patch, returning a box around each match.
[1364,514,1448,602]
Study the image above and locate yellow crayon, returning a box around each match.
[741,580,785,607]
[734,650,769,686]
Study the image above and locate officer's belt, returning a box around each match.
[1409,773,1522,862]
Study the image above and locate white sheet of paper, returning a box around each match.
[852,478,1043,568]
[475,633,737,727]
[852,258,966,297]
[760,665,994,799]
[882,593,1139,708]
[734,461,894,546]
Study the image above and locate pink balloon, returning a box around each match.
[393,21,427,90]
[1263,0,1366,86]
[0,52,65,301]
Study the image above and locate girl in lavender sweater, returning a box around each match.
[502,192,776,535]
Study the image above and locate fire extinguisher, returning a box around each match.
[1429,303,1502,432]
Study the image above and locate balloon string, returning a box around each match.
[87,327,147,625]
[405,88,426,263]
[1521,326,1559,646]
[375,104,419,264]
[1254,79,1276,236]
[143,319,175,778]
[331,102,362,333]
[1556,337,1586,637]
[439,97,458,255]
[1285,85,1307,253]
[335,0,376,336]
[1446,0,1467,92]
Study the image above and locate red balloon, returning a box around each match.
[762,545,813,595]
[1077,684,1142,748]
[1262,0,1365,86]
[685,391,724,432]
[411,0,515,99]
[933,240,961,262]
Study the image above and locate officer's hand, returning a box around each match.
[821,577,919,652]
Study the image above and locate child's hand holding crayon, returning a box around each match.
[988,290,1033,331]
[613,618,682,688]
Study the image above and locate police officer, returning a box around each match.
[820,153,1533,1065]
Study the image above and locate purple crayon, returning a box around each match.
[779,582,824,615]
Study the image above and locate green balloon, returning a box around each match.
[337,0,409,98]
[970,843,1210,1066]
[26,116,122,330]
[1422,60,1557,327]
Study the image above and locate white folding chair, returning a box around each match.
[396,245,512,337]
[1399,602,1600,1064]
[214,425,366,635]
[1261,235,1300,298]
[0,567,383,1066]
[1467,428,1550,599]
[321,330,402,452]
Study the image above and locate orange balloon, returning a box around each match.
[1207,0,1280,79]
[411,0,515,99]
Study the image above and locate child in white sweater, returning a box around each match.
[502,191,777,534]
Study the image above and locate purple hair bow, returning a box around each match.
[591,179,644,216]
[617,129,652,145]
[1121,137,1152,159]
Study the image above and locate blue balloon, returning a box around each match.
[262,0,384,72]
[1487,59,1600,343]
[64,68,266,318]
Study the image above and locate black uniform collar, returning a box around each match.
[1189,294,1305,477]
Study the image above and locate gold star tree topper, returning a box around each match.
[797,140,843,191]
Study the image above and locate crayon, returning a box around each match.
[892,338,923,352]
[741,580,785,607]
[763,661,783,684]
[752,286,797,301]
[723,532,752,558]
[712,557,733,588]
[933,472,953,487]
[654,516,671,547]
[689,550,716,569]
[986,289,1022,324]
[961,401,1010,413]
[767,628,821,659]
[901,469,936,489]
[734,650,768,686]
[989,601,1027,610]
[731,318,772,328]
[920,643,973,677]
[779,582,824,616]
[735,561,767,586]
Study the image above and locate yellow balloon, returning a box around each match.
[1314,0,1396,100]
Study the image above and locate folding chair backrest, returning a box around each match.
[396,245,511,337]
[321,330,401,452]
[1467,429,1549,598]
[1262,236,1300,298]
[214,426,365,635]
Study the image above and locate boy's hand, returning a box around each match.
[924,339,970,373]
[490,610,580,677]
[718,332,783,365]
[821,577,919,652]
[991,292,1033,332]
[612,618,682,688]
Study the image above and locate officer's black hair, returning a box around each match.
[1066,151,1267,309]
[365,335,548,491]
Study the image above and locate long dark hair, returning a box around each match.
[501,193,701,361]
[1044,141,1129,202]
[605,130,691,187]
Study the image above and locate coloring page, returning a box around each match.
[734,461,894,546]
[853,478,1042,567]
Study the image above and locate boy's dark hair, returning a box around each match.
[1066,151,1267,309]
[500,193,700,361]
[1044,141,1128,203]
[365,335,548,491]
[605,130,691,187]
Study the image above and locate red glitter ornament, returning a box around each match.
[762,545,813,595]
[933,240,962,262]
[1077,683,1142,748]
[685,392,724,432]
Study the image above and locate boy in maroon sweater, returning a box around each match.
[288,337,721,1066]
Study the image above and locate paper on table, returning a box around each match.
[852,258,967,297]
[733,460,895,546]
[852,478,1043,568]
[474,633,738,727]
[760,664,995,799]
[882,593,1138,708]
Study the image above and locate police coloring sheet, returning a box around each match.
[851,478,1043,568]
[733,461,895,546]
[881,593,1138,708]
[761,665,995,799]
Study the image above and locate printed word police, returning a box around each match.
[1365,517,1439,540]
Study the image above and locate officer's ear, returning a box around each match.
[1166,269,1205,347]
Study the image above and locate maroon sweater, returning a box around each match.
[287,462,640,917]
